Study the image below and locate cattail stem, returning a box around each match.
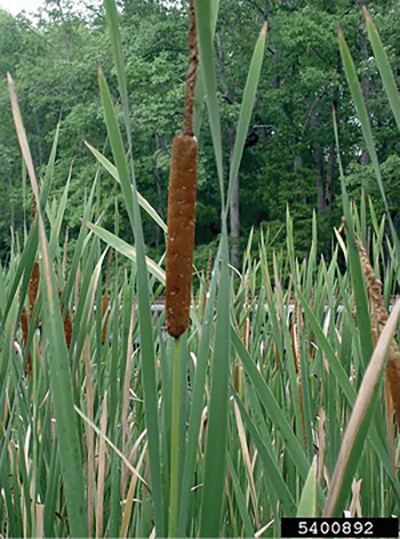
[169,337,182,537]
[183,0,198,137]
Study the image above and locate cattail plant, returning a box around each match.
[165,1,198,536]
[165,0,198,339]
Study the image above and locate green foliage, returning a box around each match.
[1,0,400,263]
[344,155,400,220]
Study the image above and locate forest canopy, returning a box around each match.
[1,0,399,266]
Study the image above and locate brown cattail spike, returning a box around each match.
[166,0,198,338]
[28,259,40,320]
[58,289,73,348]
[21,306,32,375]
[23,258,40,376]
[166,134,198,338]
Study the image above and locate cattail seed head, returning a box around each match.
[356,238,400,428]
[58,289,73,348]
[28,259,40,320]
[20,306,32,376]
[63,308,73,348]
[166,133,198,338]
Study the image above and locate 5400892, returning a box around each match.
[281,517,399,537]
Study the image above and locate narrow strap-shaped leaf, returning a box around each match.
[200,230,231,537]
[297,459,317,517]
[226,22,267,214]
[364,9,400,132]
[193,0,220,137]
[103,0,131,146]
[194,0,224,207]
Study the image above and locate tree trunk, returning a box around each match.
[293,154,306,201]
[8,174,14,231]
[315,143,325,214]
[325,142,335,213]
[325,59,340,215]
[294,155,302,170]
[54,0,72,61]
[34,111,44,168]
[311,109,325,214]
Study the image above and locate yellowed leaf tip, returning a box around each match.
[363,5,371,22]
[261,21,268,36]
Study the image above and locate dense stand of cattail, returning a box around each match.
[166,0,198,339]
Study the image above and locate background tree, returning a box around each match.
[0,0,399,265]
